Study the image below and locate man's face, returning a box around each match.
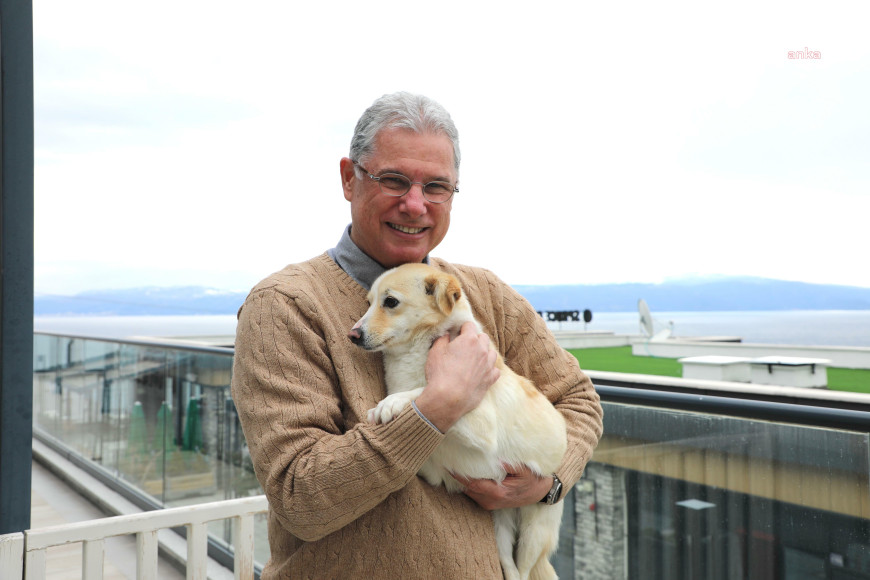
[341,128,456,268]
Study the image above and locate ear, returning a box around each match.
[425,273,463,315]
[340,157,357,202]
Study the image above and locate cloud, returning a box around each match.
[32,0,870,294]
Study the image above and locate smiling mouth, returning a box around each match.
[388,223,427,235]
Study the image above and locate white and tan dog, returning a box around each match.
[348,263,567,580]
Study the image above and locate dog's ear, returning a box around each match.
[425,273,463,315]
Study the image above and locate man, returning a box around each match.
[231,92,603,579]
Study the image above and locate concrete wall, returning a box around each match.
[573,464,627,580]
[551,332,633,350]
[630,338,870,369]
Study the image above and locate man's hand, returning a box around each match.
[413,321,500,432]
[451,464,554,510]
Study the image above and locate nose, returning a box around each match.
[348,327,365,346]
[399,183,427,218]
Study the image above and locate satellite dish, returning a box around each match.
[638,299,654,337]
[638,299,673,341]
[652,328,672,341]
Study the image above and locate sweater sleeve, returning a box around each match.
[231,285,444,542]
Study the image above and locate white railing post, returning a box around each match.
[136,529,158,580]
[82,538,106,579]
[232,515,256,580]
[24,546,47,580]
[186,522,208,580]
[0,532,24,579]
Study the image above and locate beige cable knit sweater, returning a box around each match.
[231,254,603,579]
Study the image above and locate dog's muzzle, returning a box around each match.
[348,328,366,347]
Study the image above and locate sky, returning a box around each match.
[32,0,870,296]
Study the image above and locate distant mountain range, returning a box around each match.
[35,286,247,316]
[34,277,870,316]
[514,276,870,313]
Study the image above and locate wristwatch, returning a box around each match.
[540,474,563,505]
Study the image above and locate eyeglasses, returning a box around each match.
[354,162,458,204]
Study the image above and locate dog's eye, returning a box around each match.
[383,296,399,309]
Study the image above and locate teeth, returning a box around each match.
[390,223,425,234]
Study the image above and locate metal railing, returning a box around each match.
[0,495,267,580]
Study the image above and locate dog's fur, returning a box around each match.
[348,263,567,580]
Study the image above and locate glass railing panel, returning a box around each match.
[579,401,870,580]
[116,344,172,502]
[35,333,870,578]
[32,334,266,564]
[32,335,118,461]
[33,333,60,439]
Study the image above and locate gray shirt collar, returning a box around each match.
[327,224,428,290]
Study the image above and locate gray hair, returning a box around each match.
[350,92,461,174]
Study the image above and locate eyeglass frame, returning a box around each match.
[353,161,458,204]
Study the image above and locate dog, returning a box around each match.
[348,263,567,580]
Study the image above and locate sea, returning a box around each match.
[33,310,870,348]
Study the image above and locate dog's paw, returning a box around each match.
[367,394,414,425]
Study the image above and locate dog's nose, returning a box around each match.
[348,328,364,345]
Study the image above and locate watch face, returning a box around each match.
[542,475,563,504]
[549,479,563,504]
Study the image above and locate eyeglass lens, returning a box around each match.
[377,173,454,203]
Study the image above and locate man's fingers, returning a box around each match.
[451,472,494,491]
[450,472,473,487]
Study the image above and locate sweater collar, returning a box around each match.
[328,224,429,290]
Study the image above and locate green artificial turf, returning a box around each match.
[569,346,682,377]
[826,368,870,394]
[568,346,870,393]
